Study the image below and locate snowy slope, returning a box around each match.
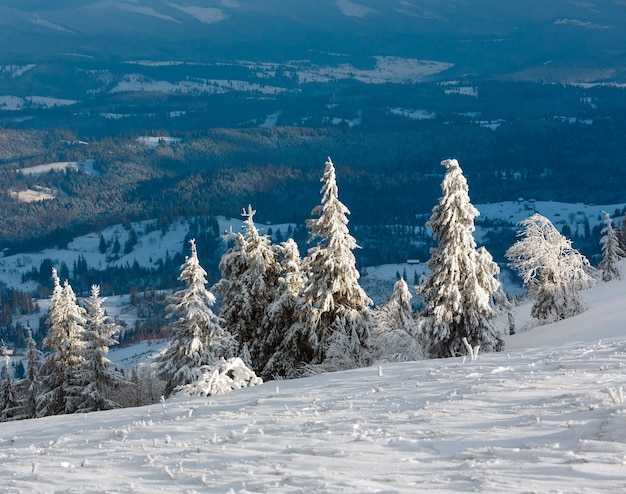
[1,265,626,492]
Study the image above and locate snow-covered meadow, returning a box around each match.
[1,266,626,492]
[2,200,623,294]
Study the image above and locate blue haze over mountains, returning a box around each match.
[1,0,625,80]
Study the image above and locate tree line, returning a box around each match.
[4,156,624,421]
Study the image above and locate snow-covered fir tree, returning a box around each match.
[370,279,423,362]
[261,239,311,379]
[160,239,238,397]
[118,364,165,408]
[299,157,373,371]
[74,285,126,412]
[419,159,504,358]
[14,327,42,420]
[37,269,86,416]
[214,207,281,375]
[617,213,626,253]
[1,343,18,421]
[599,212,625,282]
[506,213,595,324]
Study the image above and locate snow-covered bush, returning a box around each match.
[175,357,262,397]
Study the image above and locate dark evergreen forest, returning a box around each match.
[1,80,625,266]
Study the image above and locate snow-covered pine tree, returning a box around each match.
[370,279,423,362]
[261,239,311,379]
[159,239,238,397]
[37,269,86,416]
[214,207,280,374]
[506,213,595,324]
[74,285,126,412]
[299,157,373,371]
[599,212,625,281]
[419,159,504,358]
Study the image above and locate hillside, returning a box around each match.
[1,198,624,299]
[0,264,625,492]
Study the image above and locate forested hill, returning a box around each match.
[1,110,626,255]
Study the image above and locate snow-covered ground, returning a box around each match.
[0,95,77,111]
[17,159,97,177]
[1,266,626,492]
[1,200,623,301]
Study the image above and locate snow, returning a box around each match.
[0,96,77,111]
[2,270,626,491]
[110,74,290,96]
[167,4,229,24]
[137,136,182,149]
[0,64,36,77]
[389,108,436,120]
[10,187,56,203]
[477,119,506,130]
[0,95,25,111]
[105,57,453,98]
[25,96,77,108]
[17,159,97,176]
[116,4,180,23]
[295,56,453,85]
[475,200,626,235]
[260,110,282,127]
[554,19,610,29]
[337,0,376,19]
[444,86,479,98]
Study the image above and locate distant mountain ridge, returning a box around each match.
[1,0,625,82]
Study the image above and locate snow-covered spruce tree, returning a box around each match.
[14,327,42,420]
[74,285,126,412]
[506,213,595,324]
[370,279,423,362]
[159,239,239,397]
[37,269,86,417]
[617,213,626,253]
[214,207,281,375]
[419,159,504,358]
[1,343,18,421]
[599,212,625,282]
[261,239,311,379]
[117,364,165,408]
[299,157,373,371]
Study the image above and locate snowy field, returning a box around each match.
[17,159,97,177]
[108,56,453,97]
[1,266,626,492]
[1,200,624,301]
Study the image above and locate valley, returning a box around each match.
[1,0,625,353]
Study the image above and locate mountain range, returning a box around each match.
[1,0,625,82]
